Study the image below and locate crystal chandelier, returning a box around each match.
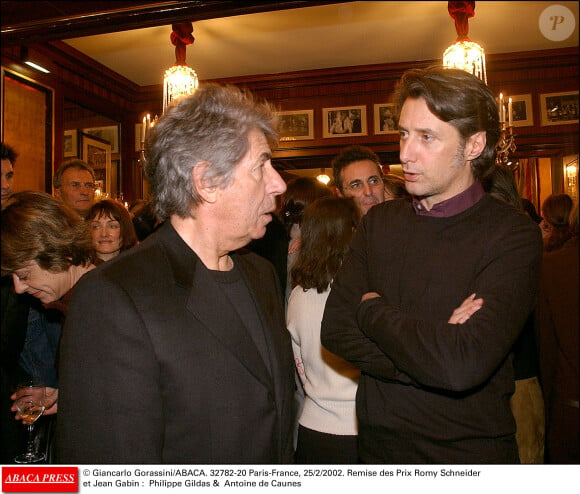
[163,22,199,112]
[442,1,487,83]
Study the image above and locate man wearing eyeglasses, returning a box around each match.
[332,145,385,215]
[53,160,96,218]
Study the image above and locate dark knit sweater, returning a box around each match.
[321,194,543,464]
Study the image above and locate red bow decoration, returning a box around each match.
[448,1,475,39]
[170,22,195,65]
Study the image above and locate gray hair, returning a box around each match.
[145,84,279,220]
[53,159,96,189]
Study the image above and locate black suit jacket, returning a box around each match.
[56,222,295,464]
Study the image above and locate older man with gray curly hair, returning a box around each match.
[57,84,295,464]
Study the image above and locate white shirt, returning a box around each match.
[286,285,359,435]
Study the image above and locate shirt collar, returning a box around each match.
[412,181,484,217]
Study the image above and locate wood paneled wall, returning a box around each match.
[2,42,578,202]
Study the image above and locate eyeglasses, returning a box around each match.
[344,175,382,192]
[64,182,96,190]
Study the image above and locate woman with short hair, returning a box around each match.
[1,190,96,420]
[86,199,138,263]
[540,193,574,252]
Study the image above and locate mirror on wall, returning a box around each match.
[563,154,578,204]
[63,99,121,200]
[2,68,53,193]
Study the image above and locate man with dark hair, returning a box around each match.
[322,67,543,463]
[1,142,18,206]
[57,84,295,464]
[53,159,96,218]
[332,145,385,215]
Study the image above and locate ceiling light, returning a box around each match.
[442,1,486,83]
[20,47,50,73]
[316,169,330,185]
[163,22,199,112]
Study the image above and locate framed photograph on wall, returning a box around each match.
[540,91,579,126]
[374,103,398,134]
[81,132,112,197]
[82,125,120,153]
[276,110,314,141]
[63,129,78,157]
[509,94,534,127]
[322,105,367,138]
[135,123,142,152]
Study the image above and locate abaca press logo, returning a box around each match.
[2,466,78,492]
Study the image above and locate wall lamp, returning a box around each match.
[21,46,50,74]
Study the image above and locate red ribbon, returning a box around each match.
[170,22,195,65]
[448,1,475,39]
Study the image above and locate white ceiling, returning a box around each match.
[63,1,579,87]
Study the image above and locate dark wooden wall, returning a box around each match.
[2,42,578,202]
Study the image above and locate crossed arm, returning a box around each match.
[362,291,484,325]
[322,210,541,392]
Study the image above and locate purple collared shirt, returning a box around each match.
[412,181,485,218]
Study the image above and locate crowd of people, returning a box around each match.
[1,66,578,465]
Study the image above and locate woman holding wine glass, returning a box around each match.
[1,190,95,461]
[13,381,46,463]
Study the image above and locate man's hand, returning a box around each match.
[448,293,484,324]
[361,292,381,303]
[288,237,301,255]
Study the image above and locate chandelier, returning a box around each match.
[442,1,487,83]
[163,22,199,112]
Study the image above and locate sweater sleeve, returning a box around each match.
[355,214,543,392]
[321,218,414,385]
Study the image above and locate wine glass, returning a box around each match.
[14,381,46,463]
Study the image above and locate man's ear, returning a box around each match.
[54,188,62,199]
[465,131,487,161]
[192,162,218,203]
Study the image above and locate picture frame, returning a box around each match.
[323,105,367,138]
[374,103,398,134]
[276,110,314,141]
[509,94,534,127]
[63,129,78,157]
[82,125,120,153]
[539,91,579,126]
[135,123,142,152]
[81,132,112,197]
